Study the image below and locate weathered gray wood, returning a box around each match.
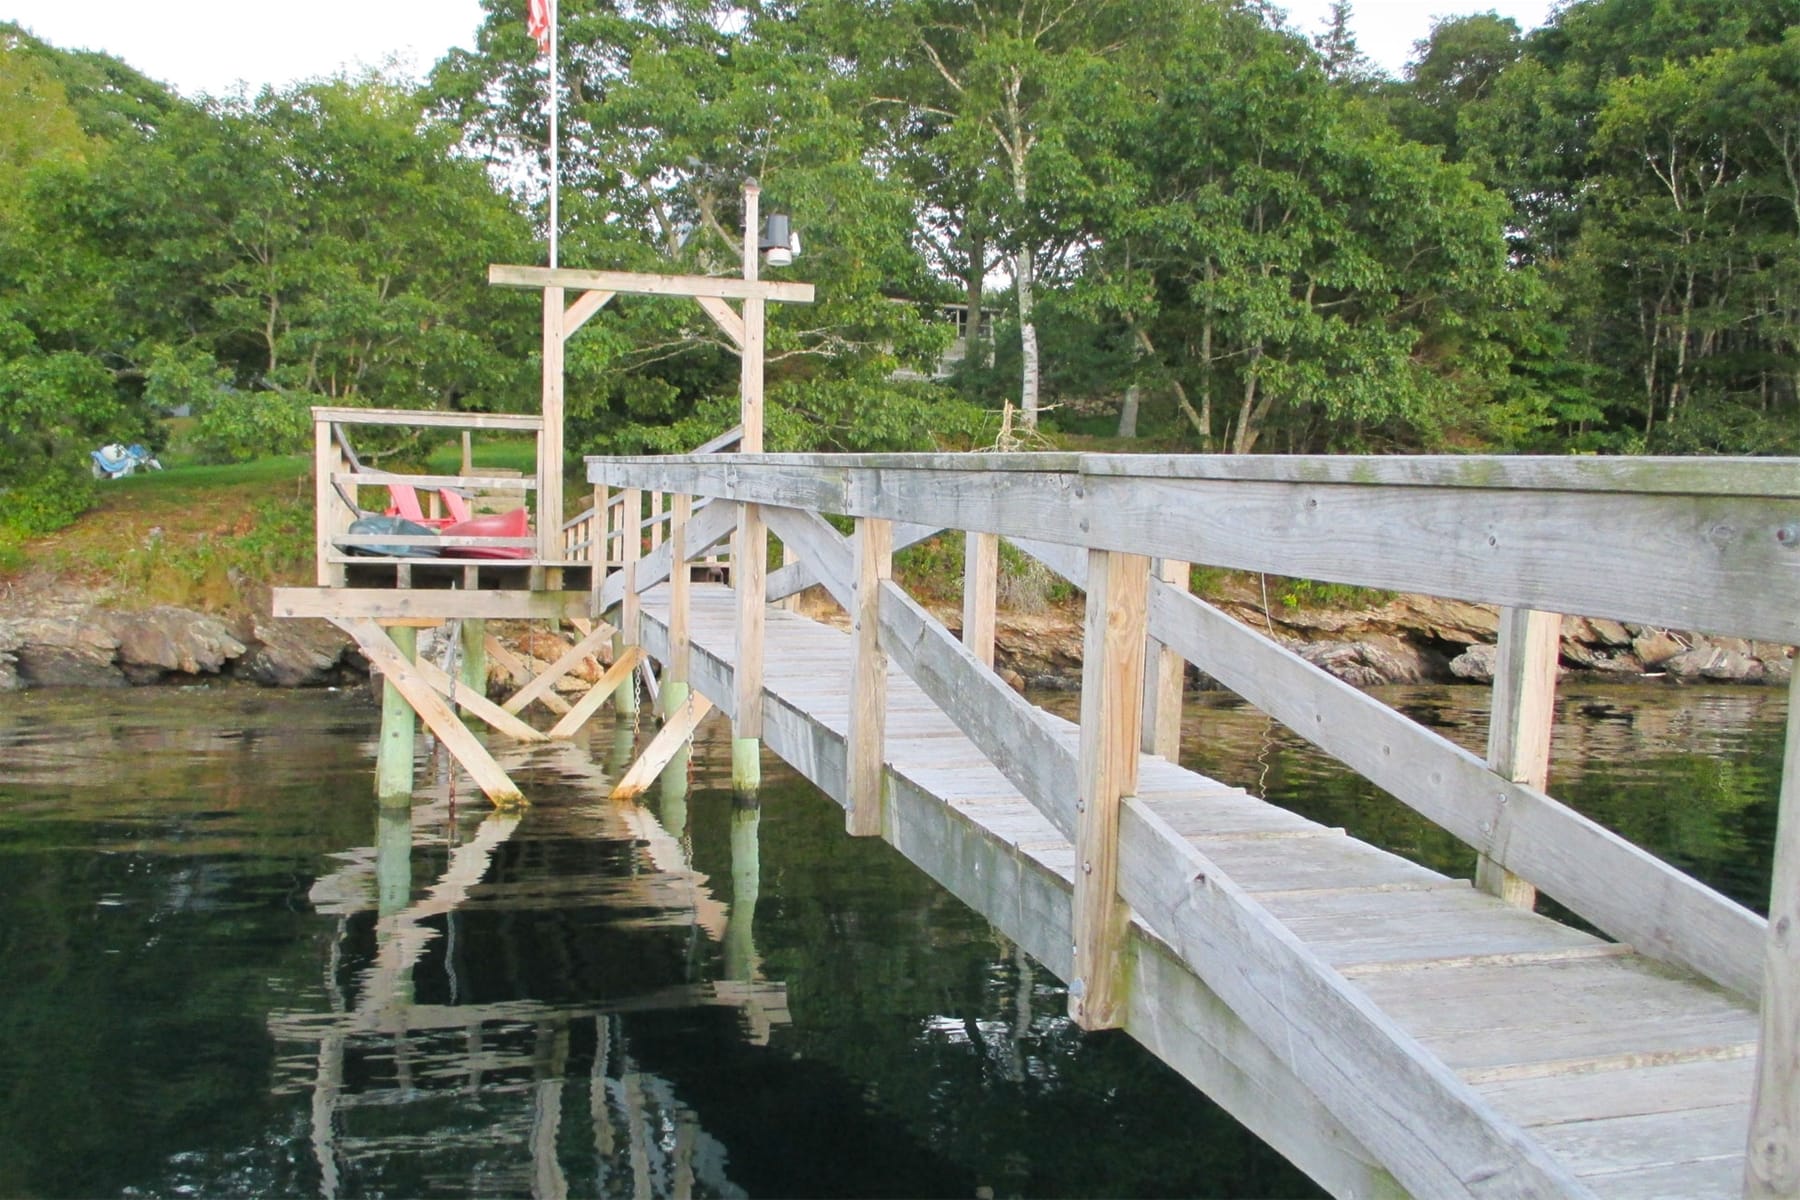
[610,693,715,799]
[767,521,938,603]
[313,405,543,431]
[1143,557,1188,759]
[1070,550,1149,1030]
[547,648,642,740]
[1115,798,1596,1199]
[1746,667,1800,1198]
[539,287,565,563]
[562,289,614,337]
[501,621,617,716]
[275,588,590,622]
[596,499,736,615]
[489,263,815,305]
[962,531,999,669]
[1478,607,1560,908]
[1142,581,1764,998]
[337,471,538,492]
[586,456,1800,643]
[1478,1058,1758,1129]
[591,448,1800,496]
[667,494,692,686]
[847,518,892,837]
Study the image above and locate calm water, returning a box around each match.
[0,680,1785,1198]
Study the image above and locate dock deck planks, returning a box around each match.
[638,582,1758,1198]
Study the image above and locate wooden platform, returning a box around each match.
[641,582,1759,1200]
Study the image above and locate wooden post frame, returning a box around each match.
[1477,607,1560,909]
[733,502,767,793]
[1071,549,1151,1030]
[539,287,565,565]
[1745,667,1800,1198]
[1142,558,1188,759]
[847,517,893,836]
[962,530,999,670]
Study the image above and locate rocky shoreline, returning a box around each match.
[0,578,1789,694]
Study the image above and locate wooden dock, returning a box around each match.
[579,451,1800,1200]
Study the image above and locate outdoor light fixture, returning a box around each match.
[759,213,800,267]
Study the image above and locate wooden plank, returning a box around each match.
[1578,1157,1743,1200]
[1476,1058,1758,1128]
[483,636,571,716]
[336,471,538,492]
[501,621,617,716]
[547,647,643,739]
[403,645,547,743]
[620,488,642,646]
[1113,798,1594,1198]
[585,456,1800,644]
[489,264,816,305]
[563,289,614,337]
[311,406,543,432]
[1143,581,1765,999]
[337,619,523,805]
[847,518,892,836]
[591,447,1800,496]
[1142,558,1188,759]
[610,693,715,799]
[1070,549,1149,1031]
[695,295,745,348]
[539,287,565,563]
[1478,607,1559,908]
[1746,667,1800,1198]
[1532,1105,1746,1177]
[1194,832,1456,896]
[961,531,999,669]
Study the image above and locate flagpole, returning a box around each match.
[548,0,559,269]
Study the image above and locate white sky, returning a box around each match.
[2,0,1555,98]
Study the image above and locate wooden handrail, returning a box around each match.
[313,406,543,432]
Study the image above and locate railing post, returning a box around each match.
[314,418,347,587]
[1746,668,1800,1198]
[615,488,641,720]
[733,502,767,794]
[1142,558,1188,759]
[847,517,893,836]
[1477,606,1559,909]
[962,531,999,670]
[664,494,693,707]
[1071,549,1150,1031]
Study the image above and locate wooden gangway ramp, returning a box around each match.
[586,452,1800,1200]
[640,583,1757,1200]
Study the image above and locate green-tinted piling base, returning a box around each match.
[458,618,487,707]
[612,632,639,720]
[731,737,761,795]
[375,626,417,799]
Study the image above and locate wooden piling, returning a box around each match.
[962,530,999,670]
[376,624,418,798]
[1142,558,1188,759]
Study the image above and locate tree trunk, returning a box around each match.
[1017,243,1039,429]
[965,223,986,387]
[1117,385,1139,438]
[1231,344,1264,454]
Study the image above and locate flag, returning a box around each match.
[527,0,551,54]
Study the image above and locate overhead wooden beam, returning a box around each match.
[490,264,815,304]
[312,406,543,431]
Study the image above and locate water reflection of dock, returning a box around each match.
[269,764,780,1197]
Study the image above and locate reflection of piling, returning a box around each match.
[376,626,418,798]
[724,797,761,982]
[375,798,415,1009]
